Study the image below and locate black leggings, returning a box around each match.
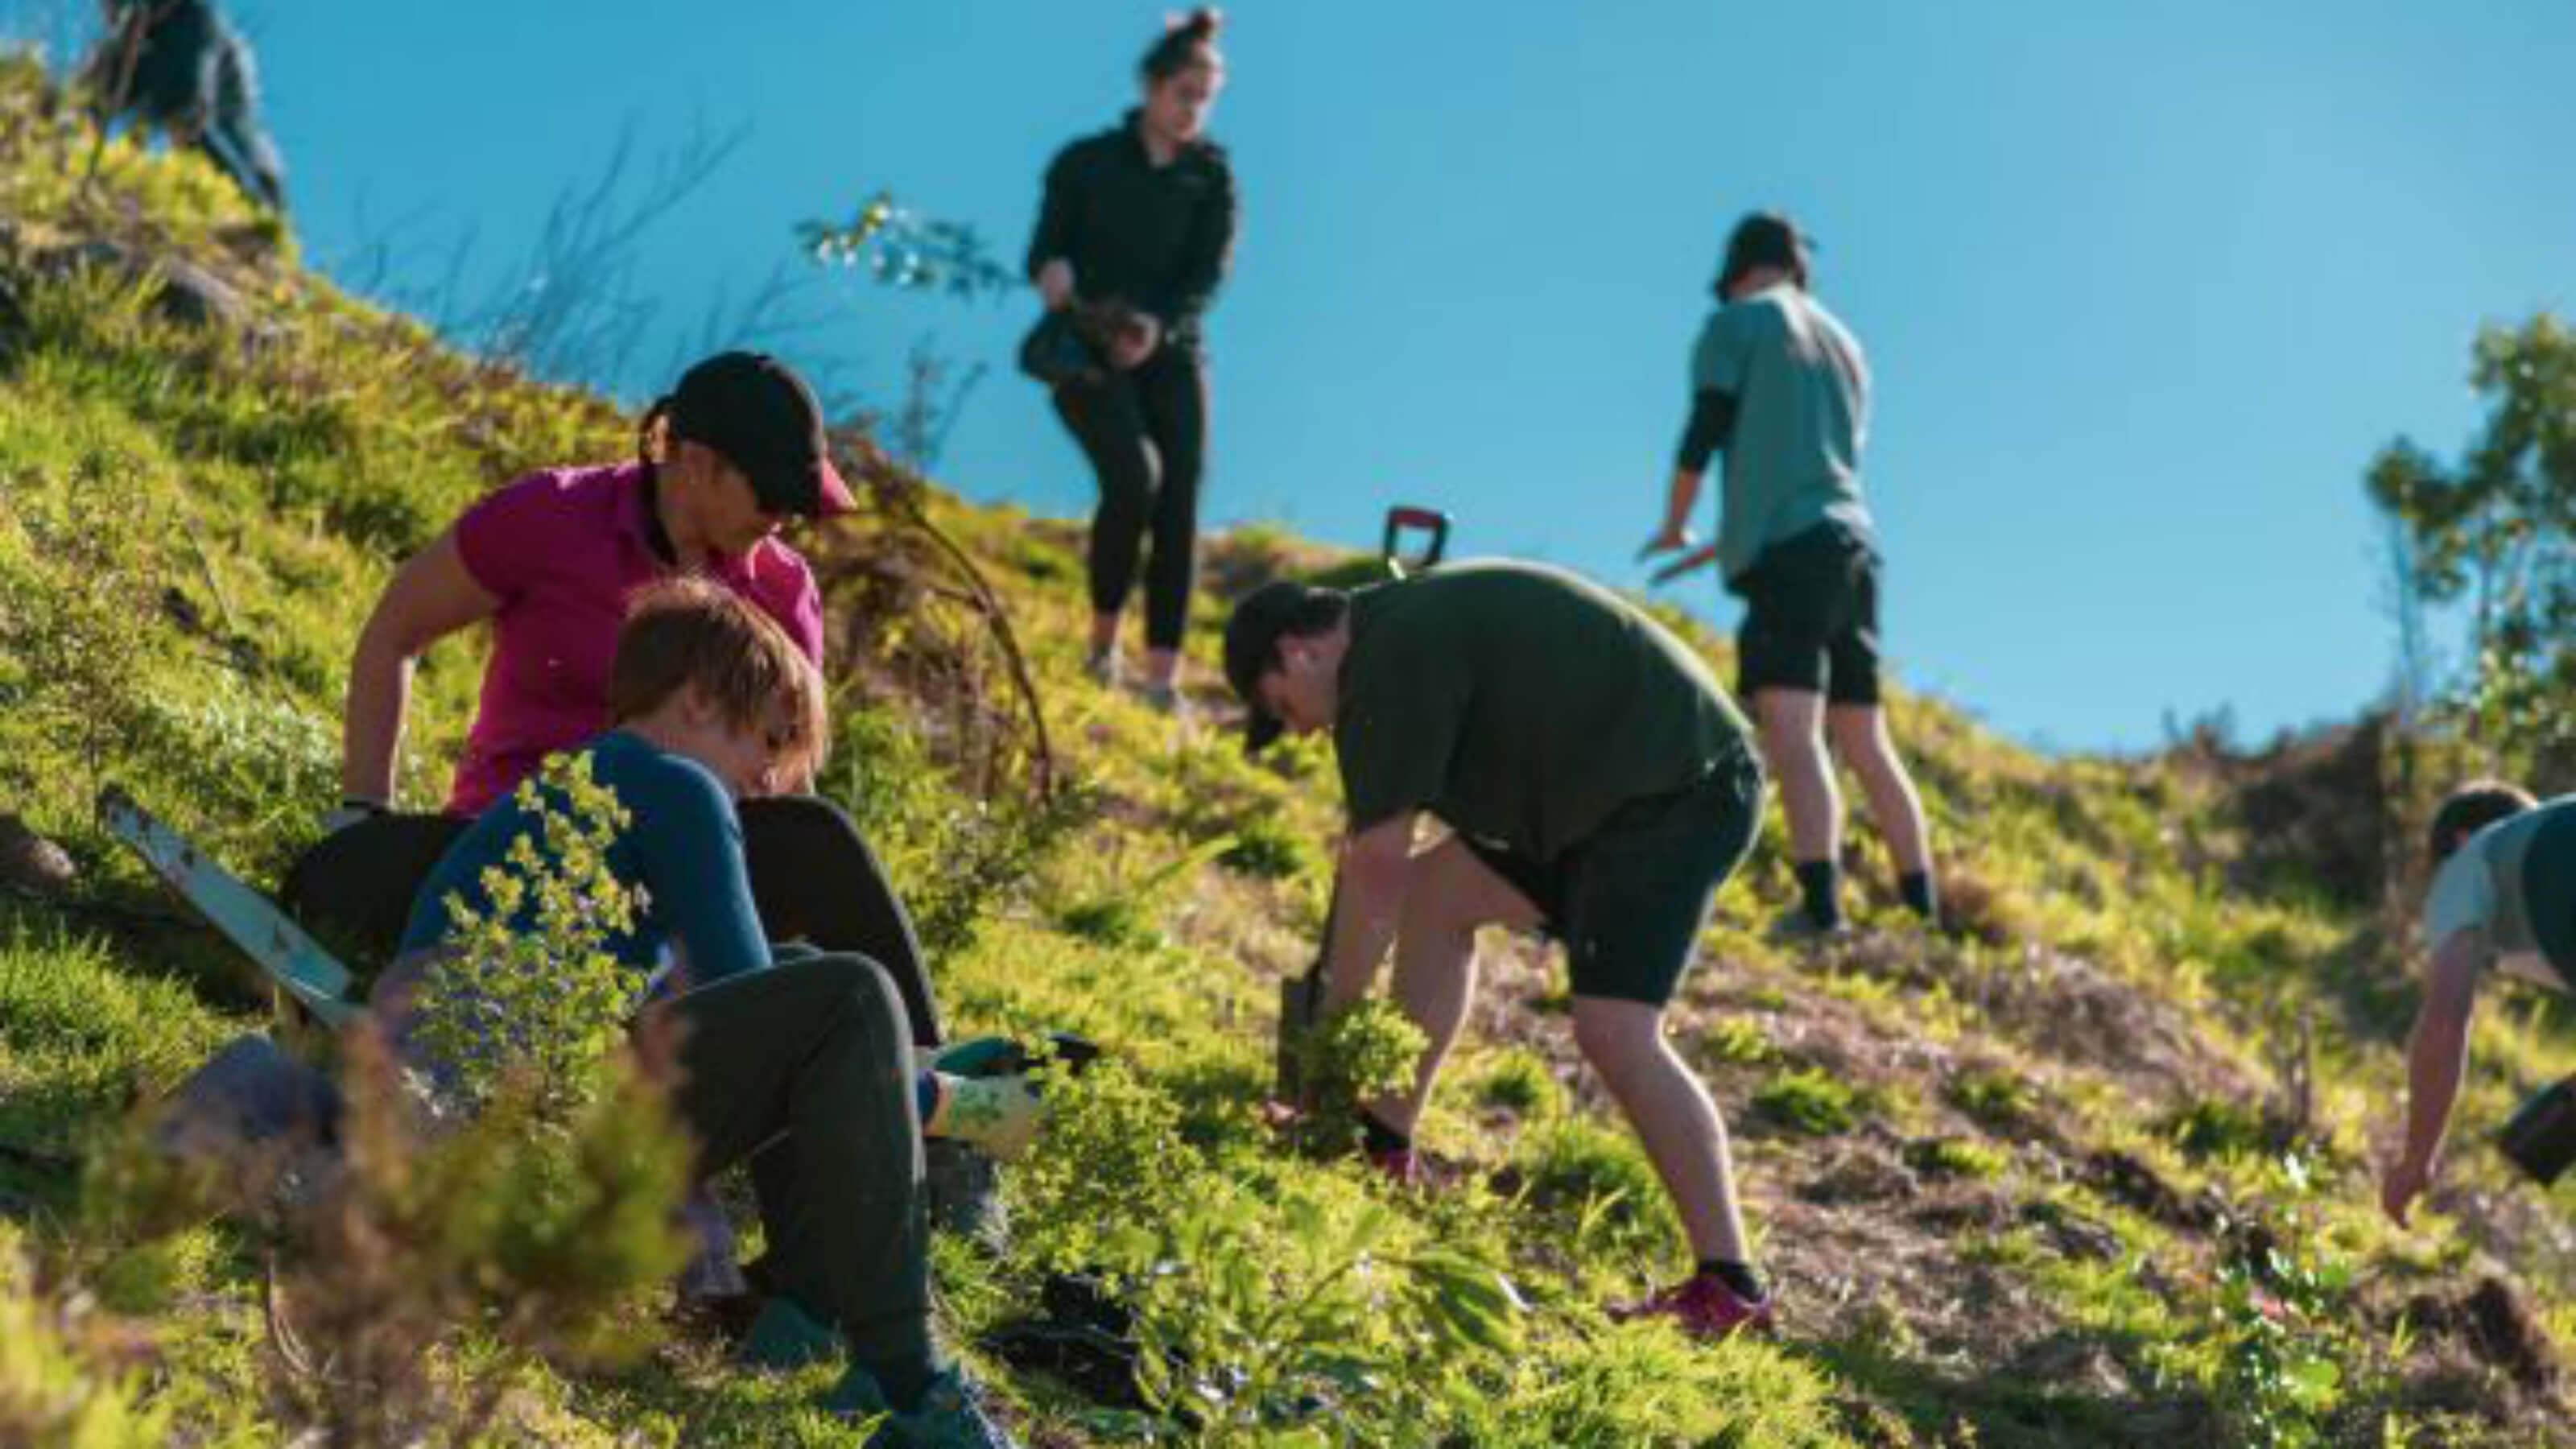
[280,795,944,1045]
[1052,345,1208,650]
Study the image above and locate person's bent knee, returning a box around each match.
[1570,996,1669,1061]
[1398,871,1483,944]
[792,953,911,1052]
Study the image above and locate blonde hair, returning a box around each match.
[609,577,828,785]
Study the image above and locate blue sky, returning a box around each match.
[19,2,2573,751]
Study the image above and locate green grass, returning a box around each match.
[0,46,2571,1447]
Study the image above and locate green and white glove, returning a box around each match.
[925,1072,1044,1161]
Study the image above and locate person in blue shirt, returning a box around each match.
[386,578,1023,1449]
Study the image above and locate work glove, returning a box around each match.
[918,1035,1021,1080]
[912,1032,1103,1081]
[927,1073,1044,1162]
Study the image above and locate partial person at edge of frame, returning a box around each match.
[2382,781,2576,1227]
[311,350,947,1050]
[1026,7,1237,714]
[1641,211,1942,942]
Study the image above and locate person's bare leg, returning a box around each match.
[1755,688,1839,864]
[1757,687,1844,929]
[1827,703,1932,876]
[1370,838,1540,1135]
[1571,997,1748,1263]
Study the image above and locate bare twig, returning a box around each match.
[845,444,1058,800]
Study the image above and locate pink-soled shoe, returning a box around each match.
[1609,1273,1777,1340]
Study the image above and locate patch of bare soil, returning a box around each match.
[1922,938,2260,1108]
[2418,1277,2559,1395]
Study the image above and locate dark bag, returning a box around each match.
[2501,1076,2576,1185]
[1018,309,1104,387]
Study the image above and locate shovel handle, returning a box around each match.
[1381,506,1451,577]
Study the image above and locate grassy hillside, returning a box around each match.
[1,53,2570,1447]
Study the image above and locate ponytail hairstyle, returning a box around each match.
[637,395,675,467]
[1141,7,1224,83]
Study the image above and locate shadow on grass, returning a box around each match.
[1799,1324,2220,1449]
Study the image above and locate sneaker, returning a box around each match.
[737,1293,841,1370]
[1765,906,1850,947]
[1366,1145,1422,1187]
[1130,677,1188,720]
[825,1364,1021,1448]
[1084,646,1121,688]
[1609,1274,1777,1340]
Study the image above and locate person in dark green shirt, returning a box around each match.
[1224,560,1778,1340]
[1642,212,1940,940]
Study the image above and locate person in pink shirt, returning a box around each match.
[294,352,947,1049]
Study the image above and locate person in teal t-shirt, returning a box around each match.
[1641,211,1940,940]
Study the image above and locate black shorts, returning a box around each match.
[1458,743,1765,1005]
[1732,522,1882,706]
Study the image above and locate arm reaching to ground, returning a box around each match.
[1322,814,1416,1013]
[2383,929,2484,1225]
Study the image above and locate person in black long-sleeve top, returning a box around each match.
[1026,8,1236,710]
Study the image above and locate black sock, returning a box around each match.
[1359,1112,1412,1156]
[862,1351,944,1414]
[1900,870,1938,923]
[1696,1258,1766,1302]
[1794,860,1843,929]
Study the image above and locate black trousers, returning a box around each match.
[280,795,944,1045]
[1052,345,1208,650]
[652,950,931,1368]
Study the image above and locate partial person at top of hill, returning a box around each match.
[80,0,284,211]
[1025,7,1236,716]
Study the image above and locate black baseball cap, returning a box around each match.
[1716,211,1813,298]
[1223,579,1331,753]
[666,351,857,518]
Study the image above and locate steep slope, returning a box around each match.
[2,54,2570,1447]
